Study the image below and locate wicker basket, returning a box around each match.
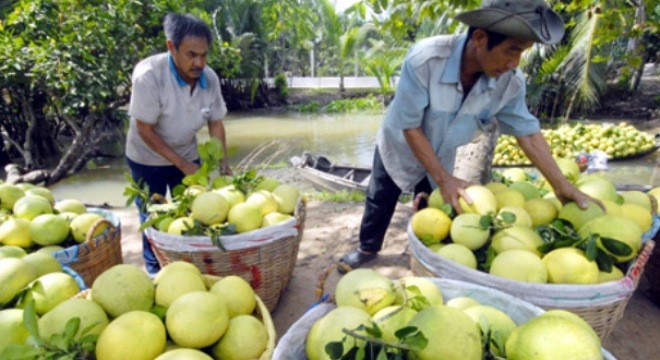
[145,199,307,312]
[53,208,123,287]
[273,278,617,360]
[646,227,660,306]
[408,221,657,343]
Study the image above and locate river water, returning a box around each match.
[49,111,660,207]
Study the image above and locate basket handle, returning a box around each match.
[84,218,115,251]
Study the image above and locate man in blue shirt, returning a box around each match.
[338,0,595,272]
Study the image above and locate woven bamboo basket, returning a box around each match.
[145,199,307,312]
[53,208,123,287]
[646,227,660,306]
[408,220,657,343]
[273,277,617,360]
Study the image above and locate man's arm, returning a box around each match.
[516,132,594,208]
[136,120,198,175]
[208,120,231,175]
[404,127,470,212]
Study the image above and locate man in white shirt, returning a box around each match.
[126,13,230,275]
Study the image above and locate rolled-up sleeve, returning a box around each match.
[385,56,430,130]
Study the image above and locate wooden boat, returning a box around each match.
[291,152,655,193]
[291,152,371,193]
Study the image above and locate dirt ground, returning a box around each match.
[116,198,660,360]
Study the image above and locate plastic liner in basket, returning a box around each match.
[61,265,87,290]
[272,278,617,360]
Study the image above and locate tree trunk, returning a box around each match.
[453,121,499,184]
[627,2,646,93]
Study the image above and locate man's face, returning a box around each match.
[167,36,209,85]
[475,34,534,78]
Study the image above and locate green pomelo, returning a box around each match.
[620,190,652,212]
[306,306,372,360]
[272,184,301,215]
[505,314,602,360]
[35,245,65,255]
[335,268,396,316]
[542,248,599,284]
[157,216,174,232]
[649,187,660,214]
[446,296,481,310]
[542,193,563,212]
[12,195,53,220]
[554,157,580,183]
[601,200,623,216]
[59,212,78,223]
[39,298,109,340]
[14,183,34,191]
[450,213,490,250]
[501,168,528,182]
[21,252,62,277]
[523,198,559,226]
[0,218,33,248]
[262,212,294,227]
[408,305,482,360]
[491,225,544,255]
[19,272,81,315]
[489,249,548,283]
[578,214,643,263]
[167,216,195,235]
[54,199,87,215]
[91,264,155,318]
[210,275,256,318]
[227,202,263,233]
[372,305,418,343]
[166,291,229,348]
[0,245,27,259]
[183,185,206,198]
[436,243,478,269]
[427,188,445,210]
[394,276,443,309]
[95,311,166,360]
[30,214,71,246]
[458,185,498,215]
[498,206,533,227]
[598,266,625,283]
[576,174,621,203]
[411,207,451,246]
[155,269,207,309]
[620,203,652,233]
[156,348,213,360]
[25,187,55,205]
[246,190,278,216]
[0,258,37,304]
[508,181,540,200]
[190,191,229,225]
[213,314,269,360]
[153,261,202,285]
[70,212,106,243]
[464,305,518,357]
[215,186,246,209]
[0,184,25,211]
[254,177,281,192]
[541,309,600,345]
[557,201,605,231]
[494,188,526,210]
[485,181,509,194]
[0,309,30,355]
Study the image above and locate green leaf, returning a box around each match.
[400,328,427,352]
[62,317,81,344]
[498,211,516,225]
[596,249,614,273]
[325,341,345,359]
[584,236,598,261]
[22,300,43,345]
[479,215,493,229]
[600,237,633,257]
[394,326,418,339]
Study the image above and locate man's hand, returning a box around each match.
[436,174,472,214]
[179,161,199,176]
[220,163,233,176]
[552,181,603,210]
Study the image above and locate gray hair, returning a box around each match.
[163,13,213,49]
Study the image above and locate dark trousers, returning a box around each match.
[126,157,197,274]
[359,147,432,253]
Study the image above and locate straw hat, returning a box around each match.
[456,0,565,45]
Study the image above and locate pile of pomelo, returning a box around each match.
[412,158,657,285]
[494,122,657,166]
[148,174,301,237]
[0,182,109,253]
[1,261,271,360]
[306,269,605,359]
